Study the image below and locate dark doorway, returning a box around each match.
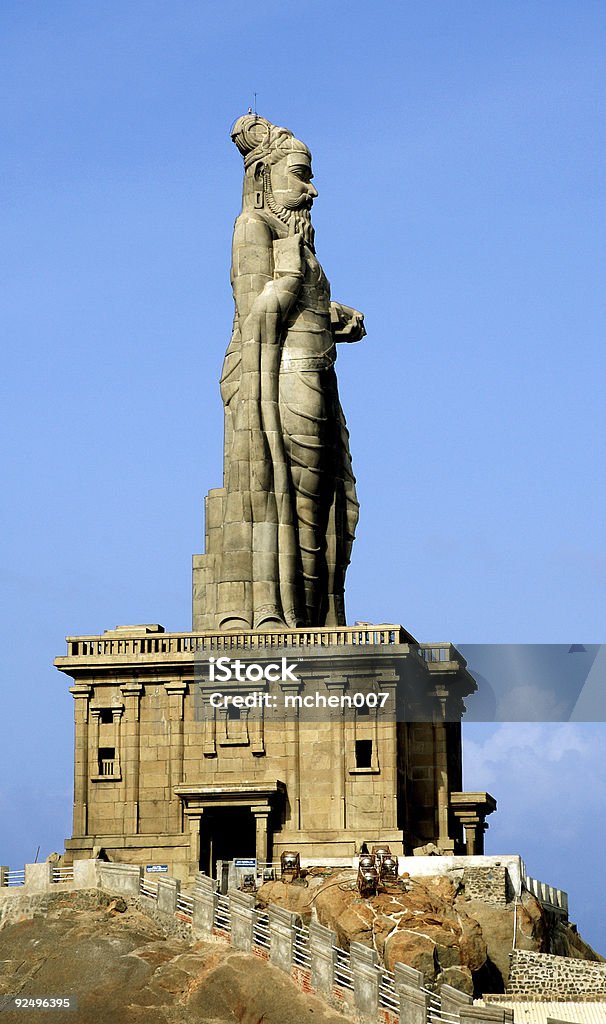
[199,807,256,878]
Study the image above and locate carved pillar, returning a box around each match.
[165,681,187,832]
[120,681,143,835]
[201,687,217,757]
[280,681,301,828]
[248,702,265,755]
[89,707,101,777]
[69,684,92,837]
[112,706,123,775]
[252,805,270,863]
[378,676,398,827]
[187,810,202,876]
[326,676,347,829]
[433,689,454,852]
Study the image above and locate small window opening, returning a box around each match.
[357,704,370,716]
[355,739,373,769]
[98,747,116,776]
[99,708,113,724]
[227,705,241,720]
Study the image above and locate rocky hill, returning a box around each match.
[256,869,603,996]
[0,890,351,1024]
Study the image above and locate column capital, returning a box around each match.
[164,681,188,695]
[279,681,302,696]
[69,684,92,700]
[120,682,144,698]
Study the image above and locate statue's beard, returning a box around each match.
[263,169,315,251]
[285,208,315,250]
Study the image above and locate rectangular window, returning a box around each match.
[98,747,116,776]
[99,708,113,724]
[355,739,373,769]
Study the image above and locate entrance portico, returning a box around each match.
[175,781,286,878]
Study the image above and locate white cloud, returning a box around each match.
[462,722,606,952]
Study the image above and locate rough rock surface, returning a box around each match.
[0,891,351,1024]
[256,870,603,996]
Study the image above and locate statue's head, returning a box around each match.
[231,115,317,245]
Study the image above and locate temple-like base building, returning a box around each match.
[55,621,495,883]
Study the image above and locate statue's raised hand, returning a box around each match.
[330,302,366,343]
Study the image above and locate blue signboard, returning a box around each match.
[146,864,169,873]
[234,858,257,869]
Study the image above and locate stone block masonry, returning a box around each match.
[508,950,606,997]
[463,866,510,904]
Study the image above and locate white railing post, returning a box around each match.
[350,941,381,1021]
[229,889,256,952]
[393,963,428,1024]
[24,862,53,891]
[97,862,143,896]
[192,876,217,939]
[156,876,180,915]
[268,905,297,972]
[460,1008,513,1024]
[439,983,472,1016]
[72,859,99,889]
[309,921,338,997]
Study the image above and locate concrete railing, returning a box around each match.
[0,859,513,1024]
[60,625,412,660]
[419,644,460,665]
[523,875,568,916]
[135,870,511,1024]
[0,864,73,890]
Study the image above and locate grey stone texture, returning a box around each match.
[460,1009,513,1024]
[97,861,143,896]
[156,875,180,914]
[351,941,381,1020]
[508,949,606,997]
[397,983,430,1024]
[463,865,510,904]
[229,888,256,952]
[193,115,365,632]
[268,904,297,971]
[309,919,338,997]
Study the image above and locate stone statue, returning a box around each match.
[208,115,365,631]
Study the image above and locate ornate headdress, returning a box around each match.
[231,114,310,171]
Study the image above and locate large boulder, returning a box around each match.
[256,870,602,995]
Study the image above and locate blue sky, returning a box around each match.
[1,1,605,950]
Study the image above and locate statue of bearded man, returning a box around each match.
[216,114,365,631]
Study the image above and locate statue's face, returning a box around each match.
[270,152,318,211]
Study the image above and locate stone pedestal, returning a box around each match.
[56,624,479,874]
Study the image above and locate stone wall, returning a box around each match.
[508,950,606,997]
[463,866,510,905]
[0,889,111,929]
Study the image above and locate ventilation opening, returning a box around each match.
[355,739,373,768]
